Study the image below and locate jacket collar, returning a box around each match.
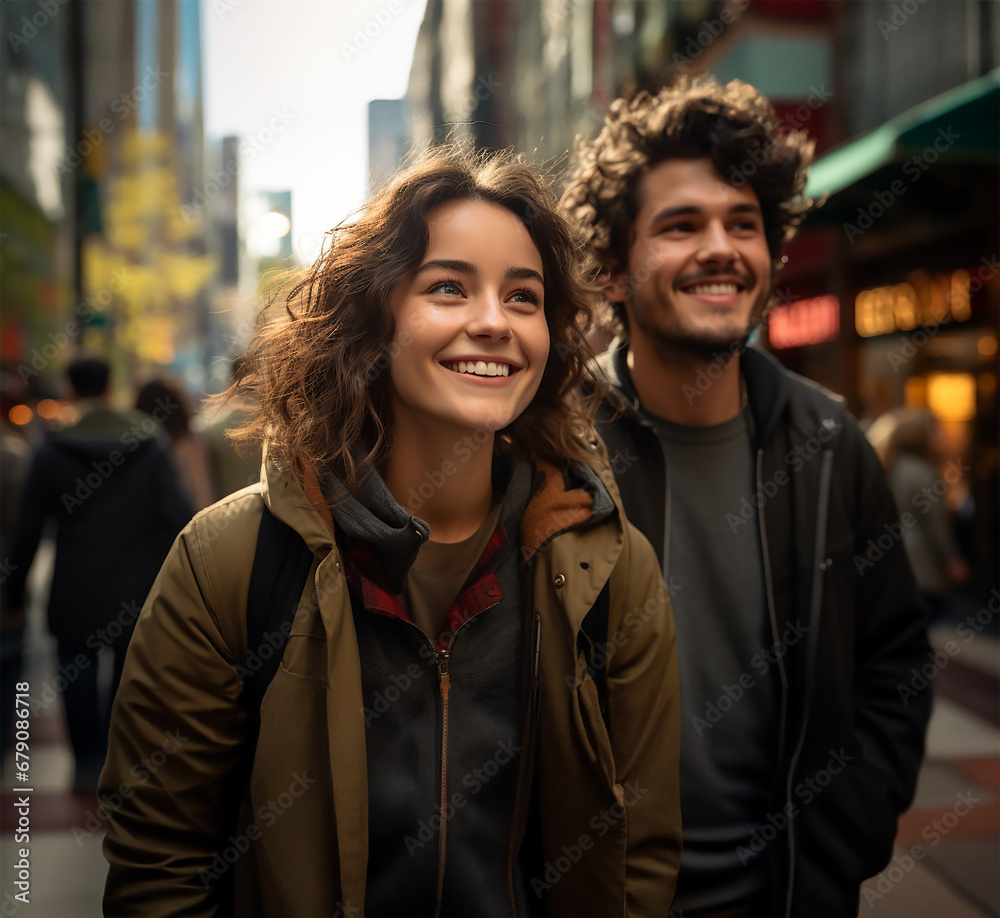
[595,336,844,450]
[262,444,617,585]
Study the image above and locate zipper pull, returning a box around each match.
[436,649,450,701]
[533,616,541,682]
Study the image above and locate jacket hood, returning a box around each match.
[260,444,618,592]
[48,406,162,459]
[595,337,846,448]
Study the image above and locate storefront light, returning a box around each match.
[36,398,60,420]
[855,269,972,338]
[9,405,33,426]
[925,372,976,423]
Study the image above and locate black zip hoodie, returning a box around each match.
[595,339,930,918]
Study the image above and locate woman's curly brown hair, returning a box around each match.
[227,145,601,491]
[560,75,815,328]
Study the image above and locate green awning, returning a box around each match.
[805,69,1000,200]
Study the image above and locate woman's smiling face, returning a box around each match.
[387,199,550,440]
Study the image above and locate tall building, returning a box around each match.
[0,0,217,396]
[0,0,75,393]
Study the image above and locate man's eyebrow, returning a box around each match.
[648,202,763,223]
[415,260,543,284]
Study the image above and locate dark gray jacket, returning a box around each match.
[596,340,931,918]
[6,407,192,647]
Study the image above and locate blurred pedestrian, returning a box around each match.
[5,357,192,794]
[0,372,32,759]
[562,75,931,918]
[868,407,971,621]
[200,355,262,498]
[101,146,681,916]
[136,378,215,511]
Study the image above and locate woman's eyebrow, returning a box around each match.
[506,266,544,284]
[416,260,543,284]
[415,258,476,275]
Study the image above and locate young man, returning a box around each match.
[5,357,192,793]
[562,77,931,918]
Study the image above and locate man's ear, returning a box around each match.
[600,264,628,304]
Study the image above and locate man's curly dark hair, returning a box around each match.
[561,75,815,321]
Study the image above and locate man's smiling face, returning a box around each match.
[611,157,773,360]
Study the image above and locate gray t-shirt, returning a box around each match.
[644,405,778,911]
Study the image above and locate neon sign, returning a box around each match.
[768,295,840,349]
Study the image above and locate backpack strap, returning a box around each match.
[242,505,314,713]
[582,579,610,716]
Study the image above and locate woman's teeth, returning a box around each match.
[448,361,510,377]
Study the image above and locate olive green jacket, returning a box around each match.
[101,447,681,916]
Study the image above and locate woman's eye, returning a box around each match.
[508,288,540,306]
[430,281,463,296]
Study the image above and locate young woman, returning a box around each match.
[100,147,680,917]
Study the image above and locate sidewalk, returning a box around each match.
[862,601,1000,918]
[1,554,997,916]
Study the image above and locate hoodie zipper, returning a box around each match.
[781,445,834,918]
[505,601,542,917]
[400,599,501,918]
[434,646,450,917]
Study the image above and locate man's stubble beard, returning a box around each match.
[634,286,774,366]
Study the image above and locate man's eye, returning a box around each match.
[662,222,694,234]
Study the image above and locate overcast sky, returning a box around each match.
[202,0,427,264]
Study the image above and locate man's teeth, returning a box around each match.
[450,360,511,377]
[686,283,740,295]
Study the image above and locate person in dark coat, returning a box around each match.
[561,76,931,918]
[5,356,192,793]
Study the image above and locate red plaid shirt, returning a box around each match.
[342,525,508,648]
